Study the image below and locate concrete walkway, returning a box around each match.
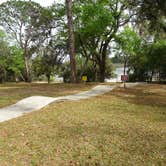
[0,85,116,123]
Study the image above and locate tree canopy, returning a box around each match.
[0,0,165,83]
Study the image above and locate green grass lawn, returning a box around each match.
[0,83,165,165]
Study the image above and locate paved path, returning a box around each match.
[0,85,116,123]
[0,83,141,123]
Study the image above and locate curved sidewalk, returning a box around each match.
[0,85,116,123]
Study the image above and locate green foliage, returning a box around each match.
[75,56,98,82]
[0,29,6,39]
[60,55,114,82]
[115,27,143,78]
[0,30,25,82]
[59,57,97,83]
[0,0,165,83]
[7,46,25,78]
[117,27,142,58]
[32,41,66,83]
[0,0,58,82]
[111,55,124,64]
[78,1,113,37]
[0,0,43,42]
[0,29,10,82]
[73,0,136,82]
[137,0,166,37]
[146,40,166,81]
[127,40,166,82]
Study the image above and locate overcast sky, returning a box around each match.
[0,0,63,7]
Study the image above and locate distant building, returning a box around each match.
[105,67,123,82]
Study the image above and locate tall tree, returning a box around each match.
[0,0,55,82]
[116,27,142,76]
[73,0,137,82]
[135,0,166,39]
[146,40,166,82]
[66,0,76,83]
[33,40,66,84]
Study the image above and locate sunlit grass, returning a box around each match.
[0,83,96,108]
[0,84,165,165]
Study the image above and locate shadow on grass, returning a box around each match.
[111,84,166,108]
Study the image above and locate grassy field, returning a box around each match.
[0,83,95,108]
[0,83,165,165]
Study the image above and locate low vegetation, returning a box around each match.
[0,84,165,165]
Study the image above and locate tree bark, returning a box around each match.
[24,51,31,83]
[46,74,50,84]
[99,58,106,82]
[66,0,76,83]
[98,44,107,82]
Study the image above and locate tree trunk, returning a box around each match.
[47,74,51,84]
[66,0,76,83]
[99,67,105,82]
[19,72,26,82]
[93,61,97,82]
[99,58,106,82]
[98,52,106,82]
[24,52,31,83]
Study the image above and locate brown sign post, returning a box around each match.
[121,75,129,81]
[121,75,129,88]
